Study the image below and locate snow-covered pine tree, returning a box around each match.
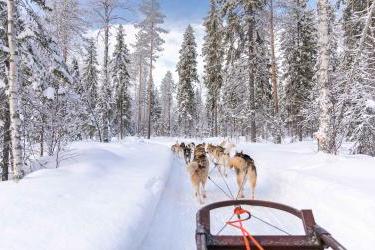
[280,0,317,141]
[176,25,199,137]
[221,61,247,138]
[338,0,375,156]
[70,58,86,140]
[82,39,101,140]
[194,86,207,138]
[254,32,273,140]
[219,0,270,142]
[150,85,162,135]
[71,58,83,96]
[111,25,131,139]
[203,0,223,137]
[160,71,175,136]
[136,0,167,139]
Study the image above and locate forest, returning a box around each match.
[0,0,374,181]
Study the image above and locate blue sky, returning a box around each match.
[160,0,209,23]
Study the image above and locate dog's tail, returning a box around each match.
[247,161,257,199]
[187,161,200,173]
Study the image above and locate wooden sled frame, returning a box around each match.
[196,200,346,250]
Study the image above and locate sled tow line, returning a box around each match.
[226,206,264,250]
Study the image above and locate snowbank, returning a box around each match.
[0,140,173,250]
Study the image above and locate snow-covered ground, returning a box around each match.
[1,137,374,250]
[0,139,172,250]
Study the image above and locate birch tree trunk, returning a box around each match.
[316,0,332,153]
[6,0,23,179]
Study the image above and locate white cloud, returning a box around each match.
[85,21,205,88]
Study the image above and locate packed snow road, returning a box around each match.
[0,138,374,250]
[139,149,305,250]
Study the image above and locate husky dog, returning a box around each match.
[188,142,195,151]
[187,143,209,204]
[219,139,236,156]
[183,145,192,164]
[175,142,185,158]
[206,144,230,177]
[228,152,257,199]
[171,142,180,155]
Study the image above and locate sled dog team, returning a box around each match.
[171,140,257,204]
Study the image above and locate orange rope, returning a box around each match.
[226,207,264,250]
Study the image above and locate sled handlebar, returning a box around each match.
[196,199,347,250]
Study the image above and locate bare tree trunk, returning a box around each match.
[168,94,171,136]
[120,99,123,139]
[316,0,332,152]
[102,12,110,143]
[269,0,281,144]
[248,16,256,142]
[137,57,143,136]
[2,100,11,181]
[40,125,44,157]
[62,43,68,63]
[214,99,218,137]
[7,0,23,179]
[147,73,152,139]
[147,18,154,140]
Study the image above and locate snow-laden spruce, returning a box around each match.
[176,25,199,136]
[203,0,224,137]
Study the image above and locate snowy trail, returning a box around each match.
[140,157,199,250]
[140,151,304,249]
